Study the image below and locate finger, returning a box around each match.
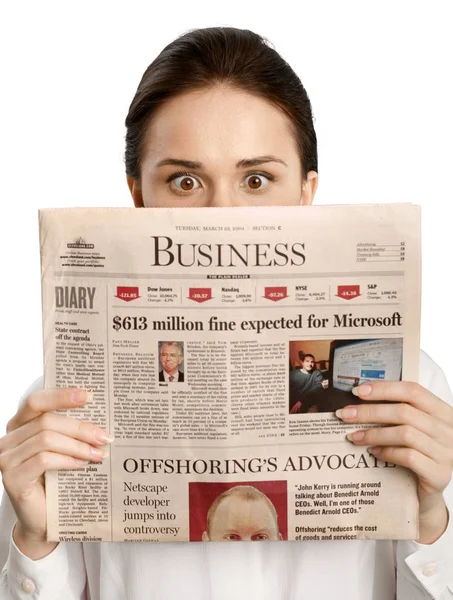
[7,388,91,432]
[346,425,451,464]
[2,452,90,495]
[0,430,108,472]
[368,446,451,491]
[0,412,113,453]
[336,402,451,441]
[351,381,453,424]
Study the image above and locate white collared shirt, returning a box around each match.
[1,351,453,600]
[162,369,181,382]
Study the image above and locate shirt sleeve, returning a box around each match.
[0,521,86,600]
[314,370,324,387]
[396,353,453,599]
[0,377,87,600]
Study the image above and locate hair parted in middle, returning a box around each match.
[125,27,317,183]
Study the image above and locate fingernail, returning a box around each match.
[352,384,372,397]
[346,431,365,442]
[74,459,89,466]
[370,446,381,455]
[71,390,88,405]
[94,429,115,444]
[90,447,106,458]
[336,407,358,419]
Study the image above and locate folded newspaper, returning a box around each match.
[39,204,421,542]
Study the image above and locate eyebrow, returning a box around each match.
[156,155,288,169]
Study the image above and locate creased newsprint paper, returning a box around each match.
[39,204,421,542]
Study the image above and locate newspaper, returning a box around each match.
[39,204,421,542]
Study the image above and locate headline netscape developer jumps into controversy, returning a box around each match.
[1,25,453,600]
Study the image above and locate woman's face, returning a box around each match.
[127,86,318,208]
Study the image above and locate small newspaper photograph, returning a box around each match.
[39,204,421,542]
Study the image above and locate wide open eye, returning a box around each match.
[243,172,274,192]
[167,172,201,194]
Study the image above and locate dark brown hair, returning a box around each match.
[125,27,317,182]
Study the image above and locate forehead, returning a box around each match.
[161,344,179,352]
[142,86,298,167]
[211,495,276,533]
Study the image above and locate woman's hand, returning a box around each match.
[0,388,112,559]
[336,381,453,544]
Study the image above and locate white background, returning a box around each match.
[0,0,452,436]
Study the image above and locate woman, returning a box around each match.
[1,27,452,600]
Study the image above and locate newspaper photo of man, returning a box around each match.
[201,485,283,542]
[289,353,328,414]
[158,341,185,382]
[289,338,404,414]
